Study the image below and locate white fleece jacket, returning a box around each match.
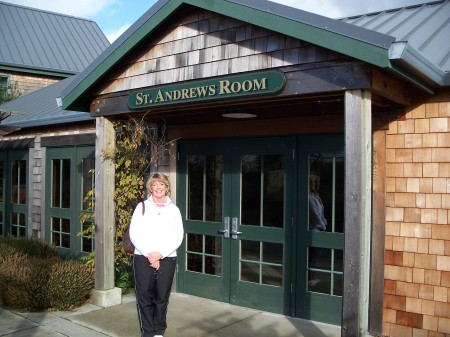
[129,197,184,258]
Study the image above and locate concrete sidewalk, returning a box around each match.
[0,292,341,337]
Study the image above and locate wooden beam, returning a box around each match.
[342,89,372,337]
[169,115,344,139]
[372,68,411,106]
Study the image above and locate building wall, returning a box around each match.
[1,71,60,98]
[9,73,60,96]
[383,89,450,337]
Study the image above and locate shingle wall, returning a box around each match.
[383,89,450,337]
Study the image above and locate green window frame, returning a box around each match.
[45,146,95,254]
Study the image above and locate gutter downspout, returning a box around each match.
[389,41,446,94]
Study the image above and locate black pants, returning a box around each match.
[133,255,177,337]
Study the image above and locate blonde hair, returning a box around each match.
[146,172,171,196]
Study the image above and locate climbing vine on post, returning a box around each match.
[80,114,175,288]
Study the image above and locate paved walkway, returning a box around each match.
[0,292,341,337]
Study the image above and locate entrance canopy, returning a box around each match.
[59,0,448,112]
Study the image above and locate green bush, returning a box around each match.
[0,236,59,258]
[48,260,94,310]
[0,237,93,311]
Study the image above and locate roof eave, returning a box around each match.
[388,42,446,93]
[0,63,76,78]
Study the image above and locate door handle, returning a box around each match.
[231,217,242,239]
[218,216,230,238]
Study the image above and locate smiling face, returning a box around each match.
[150,181,168,203]
[146,173,171,203]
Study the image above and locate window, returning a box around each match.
[0,75,10,101]
[46,146,95,253]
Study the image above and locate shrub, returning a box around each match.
[0,236,58,258]
[0,237,93,311]
[48,260,94,310]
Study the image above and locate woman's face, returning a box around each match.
[151,181,168,200]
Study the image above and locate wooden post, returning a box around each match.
[90,116,122,307]
[369,129,386,335]
[342,90,372,337]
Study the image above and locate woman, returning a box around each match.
[130,173,184,337]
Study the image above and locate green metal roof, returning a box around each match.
[60,0,442,112]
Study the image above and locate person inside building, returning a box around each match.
[309,172,327,231]
[130,172,184,337]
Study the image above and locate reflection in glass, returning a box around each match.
[51,159,71,208]
[262,265,282,286]
[0,161,3,203]
[242,155,284,228]
[241,261,259,283]
[187,155,222,222]
[263,242,283,264]
[240,240,283,287]
[51,217,71,248]
[308,153,344,233]
[11,212,26,237]
[263,155,284,228]
[307,247,343,296]
[82,158,95,211]
[11,160,26,204]
[241,155,260,225]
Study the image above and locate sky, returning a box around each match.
[5,0,428,42]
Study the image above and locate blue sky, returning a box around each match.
[5,0,428,42]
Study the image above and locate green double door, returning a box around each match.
[177,135,344,324]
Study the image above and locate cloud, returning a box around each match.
[106,23,132,43]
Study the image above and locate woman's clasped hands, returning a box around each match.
[148,251,163,270]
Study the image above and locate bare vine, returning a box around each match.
[80,113,176,287]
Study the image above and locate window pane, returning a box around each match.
[262,265,282,286]
[11,160,26,204]
[241,155,261,226]
[61,159,71,208]
[187,253,202,272]
[82,158,95,210]
[205,156,222,222]
[241,240,259,261]
[187,155,204,220]
[52,160,61,207]
[0,161,3,203]
[187,233,202,253]
[263,242,283,264]
[241,261,259,283]
[205,256,221,276]
[205,235,221,255]
[262,155,284,228]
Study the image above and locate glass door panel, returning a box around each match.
[297,135,344,325]
[178,137,294,315]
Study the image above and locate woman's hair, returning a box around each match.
[146,172,171,196]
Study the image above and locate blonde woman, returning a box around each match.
[130,173,184,337]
